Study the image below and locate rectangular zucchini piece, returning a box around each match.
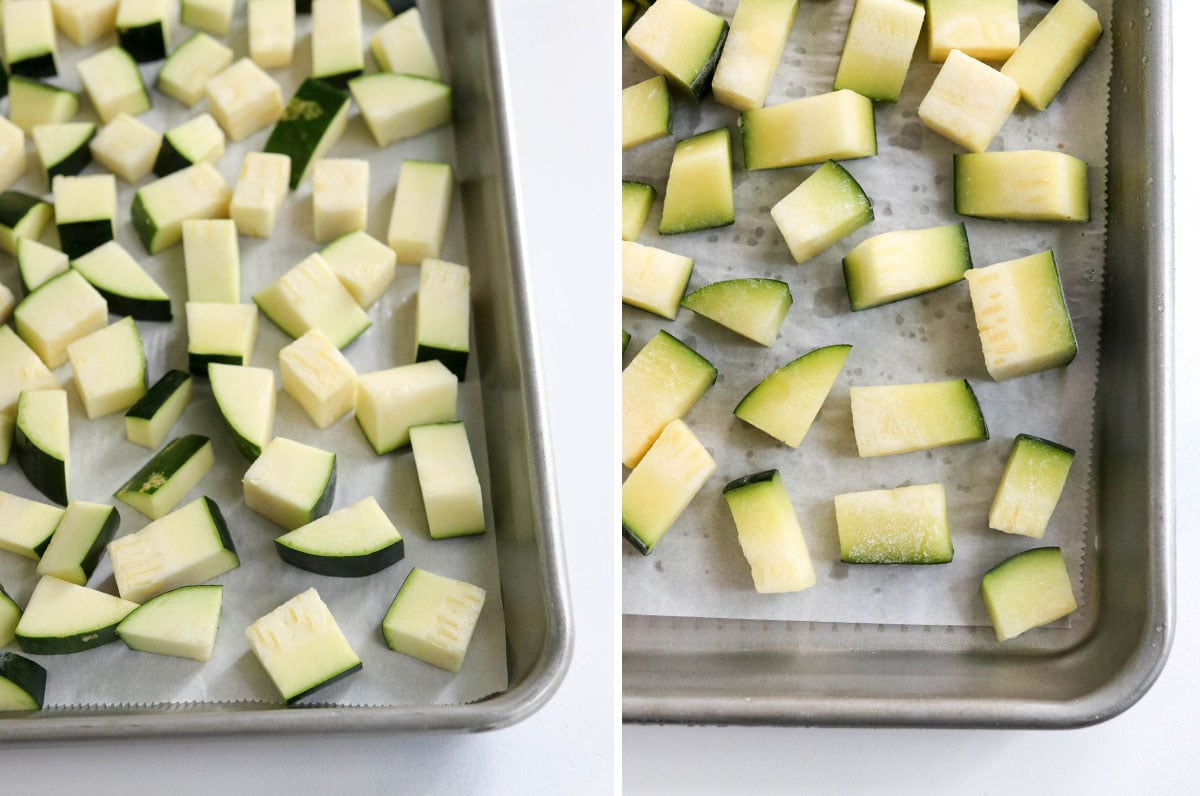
[125,369,193,449]
[76,45,151,123]
[348,73,452,148]
[370,8,440,79]
[0,191,53,255]
[954,150,1089,222]
[15,392,71,506]
[415,258,470,380]
[387,160,454,266]
[205,58,284,142]
[355,360,457,455]
[680,278,792,346]
[771,160,873,265]
[625,0,729,99]
[115,435,215,520]
[835,483,952,564]
[132,162,232,254]
[116,0,170,62]
[660,127,734,235]
[253,253,371,349]
[208,364,276,459]
[13,270,108,369]
[320,230,397,308]
[0,117,26,192]
[622,75,672,151]
[186,302,258,374]
[242,437,336,530]
[156,32,234,107]
[231,151,290,238]
[311,0,363,88]
[279,329,358,429]
[382,568,485,673]
[723,470,816,593]
[182,219,240,303]
[740,90,876,170]
[981,547,1077,641]
[918,49,1019,153]
[181,0,234,35]
[4,0,58,78]
[15,576,138,654]
[1000,0,1102,111]
[6,77,77,134]
[621,240,693,320]
[621,181,656,241]
[734,344,850,448]
[622,419,716,555]
[0,490,64,560]
[66,317,148,419]
[843,223,971,310]
[248,0,296,69]
[850,379,988,457]
[264,78,351,189]
[90,112,162,183]
[410,422,484,539]
[926,0,1018,63]
[989,434,1075,538]
[312,159,368,242]
[834,0,925,102]
[116,584,223,661]
[711,0,797,111]
[622,330,716,469]
[154,113,225,177]
[0,326,58,417]
[35,501,120,585]
[52,174,117,258]
[51,0,121,46]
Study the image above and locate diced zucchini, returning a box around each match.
[842,223,972,311]
[278,329,358,429]
[50,0,119,45]
[115,435,214,520]
[835,483,953,563]
[0,191,53,255]
[625,0,729,99]
[311,0,363,87]
[1,586,21,647]
[621,240,693,320]
[66,317,148,418]
[71,240,172,320]
[989,434,1075,538]
[242,437,336,530]
[53,174,117,258]
[771,160,873,264]
[35,501,120,585]
[182,219,240,303]
[76,45,151,123]
[13,270,108,368]
[834,0,926,102]
[621,181,656,241]
[125,369,193,449]
[0,117,25,191]
[415,258,470,381]
[15,386,72,503]
[154,113,225,177]
[954,150,1090,222]
[312,159,368,242]
[15,237,68,294]
[660,127,734,234]
[116,584,223,661]
[1,654,48,709]
[850,379,988,457]
[381,568,485,673]
[621,75,672,151]
[741,89,877,170]
[964,250,1077,380]
[622,330,716,468]
[1000,0,1102,112]
[981,547,1077,641]
[274,497,404,577]
[32,122,95,180]
[181,0,233,34]
[0,326,58,418]
[4,0,58,77]
[156,32,233,107]
[230,151,290,238]
[0,416,12,466]
[355,360,457,455]
[711,0,797,110]
[623,419,716,555]
[410,421,484,539]
[320,230,397,308]
[387,159,454,265]
[680,278,791,346]
[7,77,77,134]
[186,302,258,374]
[918,49,1019,153]
[208,364,276,460]
[0,489,64,559]
[15,575,138,654]
[723,470,816,593]
[735,343,851,447]
[107,496,239,603]
[115,0,169,62]
[248,0,295,69]
[370,8,439,78]
[206,58,284,142]
[927,0,1019,63]
[89,112,162,183]
[349,73,452,148]
[132,162,232,253]
[264,78,350,189]
[253,253,371,349]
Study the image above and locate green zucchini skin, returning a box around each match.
[365,0,415,16]
[130,191,158,253]
[415,344,468,382]
[58,221,113,260]
[0,651,48,710]
[126,369,192,420]
[285,662,362,706]
[78,506,121,582]
[688,24,730,99]
[274,536,403,578]
[152,137,195,177]
[204,496,238,556]
[621,526,653,557]
[13,428,67,507]
[115,434,211,498]
[264,78,350,189]
[10,53,57,80]
[188,352,245,376]
[722,469,779,494]
[119,23,168,63]
[47,143,94,179]
[0,192,48,230]
[82,281,172,322]
[18,623,120,654]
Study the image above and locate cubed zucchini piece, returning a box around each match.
[623,419,716,555]
[15,576,138,654]
[208,364,276,460]
[660,127,734,234]
[735,344,851,447]
[253,253,371,349]
[0,191,53,255]
[312,159,369,242]
[132,162,232,253]
[850,379,988,457]
[835,483,953,564]
[53,174,117,258]
[114,435,214,520]
[927,0,1018,63]
[156,32,233,107]
[1000,0,1102,111]
[622,330,716,468]
[6,77,77,134]
[50,0,119,45]
[918,49,1019,153]
[0,326,58,418]
[621,75,672,151]
[125,369,193,449]
[625,0,729,99]
[248,0,296,69]
[32,122,95,180]
[274,497,403,577]
[0,490,64,560]
[320,231,397,308]
[116,0,169,62]
[954,150,1090,222]
[842,223,972,310]
[154,113,226,177]
[410,422,484,539]
[621,181,656,241]
[89,112,162,183]
[182,219,240,303]
[989,434,1075,538]
[349,73,452,148]
[311,0,363,88]
[15,238,69,294]
[76,45,151,123]
[740,89,876,170]
[278,329,358,429]
[415,258,470,380]
[680,278,791,346]
[723,470,816,592]
[711,0,797,110]
[355,360,457,455]
[205,58,284,142]
[231,152,290,238]
[621,240,693,320]
[116,584,223,661]
[834,0,925,102]
[4,0,58,77]
[771,160,873,264]
[35,501,120,585]
[186,302,258,374]
[387,159,454,265]
[13,270,108,368]
[181,0,234,34]
[71,240,172,321]
[981,547,1077,641]
[381,568,485,673]
[66,316,148,418]
[242,437,336,530]
[370,8,439,78]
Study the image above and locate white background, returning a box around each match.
[624,3,1197,793]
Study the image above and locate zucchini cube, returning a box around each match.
[182,220,240,303]
[355,360,457,455]
[157,33,234,107]
[243,437,336,530]
[927,0,1018,63]
[415,258,470,380]
[0,326,59,418]
[14,270,108,369]
[66,317,147,418]
[659,127,734,235]
[410,422,485,539]
[231,152,291,238]
[1000,0,1102,112]
[621,240,693,320]
[71,240,172,321]
[741,90,876,170]
[205,58,284,142]
[125,370,194,450]
[981,547,1077,641]
[15,576,138,654]
[247,588,361,703]
[348,73,452,148]
[132,163,232,254]
[771,160,873,265]
[3,0,58,78]
[834,0,925,102]
[622,419,716,555]
[186,302,258,374]
[989,434,1075,538]
[0,191,53,255]
[116,584,223,661]
[320,231,397,308]
[274,497,403,577]
[50,0,120,46]
[14,389,70,506]
[154,113,226,177]
[621,181,656,241]
[953,150,1089,222]
[723,470,816,593]
[0,490,64,560]
[16,238,69,294]
[248,0,295,69]
[0,117,26,192]
[625,0,729,99]
[181,0,234,35]
[711,0,798,110]
[7,78,78,134]
[622,330,715,469]
[278,330,358,429]
[75,46,151,124]
[918,49,1019,153]
[842,223,972,311]
[90,112,163,183]
[208,364,276,460]
[382,568,485,673]
[115,0,169,63]
[370,8,440,79]
[387,160,454,266]
[621,75,672,151]
[850,379,988,457]
[311,0,364,88]
[35,501,120,585]
[115,435,214,520]
[52,174,118,258]
[312,159,369,243]
[735,344,851,448]
[252,253,371,349]
[834,483,953,564]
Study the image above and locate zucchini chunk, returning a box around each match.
[621,240,694,320]
[13,270,108,368]
[0,652,47,711]
[625,0,729,100]
[954,150,1090,222]
[771,160,873,264]
[208,364,276,460]
[370,8,440,79]
[248,0,295,69]
[311,0,363,88]
[71,240,172,321]
[410,421,484,539]
[205,58,284,142]
[51,0,120,45]
[243,437,336,530]
[16,238,69,294]
[246,588,362,704]
[660,128,734,234]
[278,329,358,429]
[740,90,876,170]
[1,585,21,647]
[623,419,716,555]
[274,497,403,576]
[0,489,64,560]
[107,496,239,603]
[3,0,58,78]
[115,435,214,520]
[964,250,1077,380]
[918,49,1019,153]
[0,117,25,191]
[186,302,258,374]
[66,317,148,418]
[115,0,169,62]
[6,77,78,134]
[622,330,716,468]
[32,122,96,180]
[230,152,291,238]
[116,584,223,661]
[76,46,150,124]
[850,379,988,457]
[415,258,470,380]
[153,113,225,177]
[711,0,798,110]
[834,0,926,102]
[15,389,70,505]
[0,416,12,466]
[621,75,672,151]
[156,32,233,107]
[132,162,232,253]
[182,219,240,303]
[320,230,397,308]
[181,0,234,34]
[1000,0,1102,112]
[253,253,371,349]
[349,73,452,148]
[835,483,953,564]
[90,112,163,183]
[0,326,59,417]
[842,223,972,311]
[735,343,851,447]
[355,360,457,455]
[35,501,120,585]
[680,278,792,346]
[125,369,193,449]
[723,470,816,593]
[0,191,53,255]
[264,78,350,189]
[981,547,1077,641]
[622,0,637,33]
[621,181,656,241]
[52,174,117,258]
[926,0,1018,63]
[989,434,1075,538]
[381,568,485,673]
[312,159,369,243]
[387,159,454,265]
[15,575,138,654]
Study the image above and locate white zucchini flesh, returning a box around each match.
[381,568,485,673]
[0,117,26,192]
[0,326,59,418]
[621,240,693,320]
[278,329,358,429]
[355,360,458,455]
[75,45,150,124]
[415,258,470,376]
[0,490,64,560]
[723,471,816,593]
[117,584,223,661]
[66,316,147,419]
[242,437,336,530]
[14,270,108,369]
[205,58,284,142]
[182,220,240,303]
[181,0,233,35]
[0,588,20,647]
[410,422,484,539]
[186,302,258,371]
[834,0,926,103]
[156,32,233,107]
[387,160,454,266]
[248,0,295,69]
[230,152,290,238]
[16,237,70,293]
[319,231,397,308]
[208,364,276,460]
[348,74,452,148]
[253,253,371,349]
[15,576,138,653]
[90,112,162,183]
[132,162,232,254]
[834,483,953,564]
[312,159,369,243]
[311,0,363,85]
[918,49,1019,153]
[621,419,716,555]
[35,500,119,585]
[370,8,440,79]
[981,547,1077,641]
[51,0,120,46]
[711,0,798,111]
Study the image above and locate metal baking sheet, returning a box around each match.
[623,0,1172,727]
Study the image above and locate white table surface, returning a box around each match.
[625,4,1196,792]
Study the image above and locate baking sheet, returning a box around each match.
[0,2,508,708]
[622,0,1112,626]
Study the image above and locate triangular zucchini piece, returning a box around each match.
[117,584,223,661]
[71,240,172,321]
[680,278,792,346]
[16,237,69,294]
[735,344,851,448]
[208,364,276,460]
[15,576,139,654]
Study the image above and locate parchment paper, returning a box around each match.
[623,0,1112,627]
[0,1,509,708]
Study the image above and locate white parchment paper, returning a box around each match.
[623,0,1112,627]
[0,1,509,708]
